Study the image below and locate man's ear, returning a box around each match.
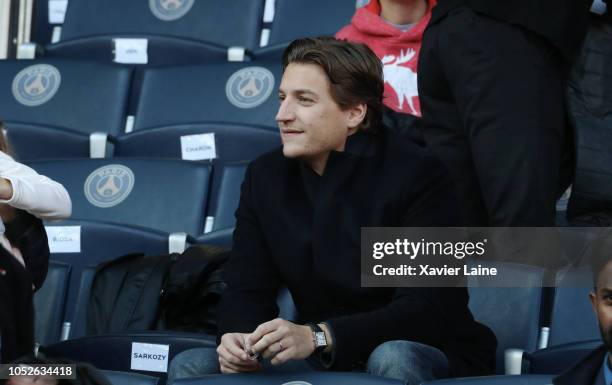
[346,103,367,134]
[590,291,598,315]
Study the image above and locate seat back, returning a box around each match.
[33,260,71,345]
[45,219,171,339]
[0,59,131,137]
[103,370,159,385]
[468,262,545,373]
[207,163,249,232]
[422,375,554,385]
[59,0,264,50]
[268,0,356,45]
[115,124,279,163]
[548,267,599,346]
[175,372,404,384]
[30,159,211,235]
[133,62,282,131]
[42,332,216,383]
[528,340,602,374]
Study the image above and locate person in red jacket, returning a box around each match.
[336,0,435,117]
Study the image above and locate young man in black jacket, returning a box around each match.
[168,37,495,385]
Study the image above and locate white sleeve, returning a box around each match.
[0,152,72,220]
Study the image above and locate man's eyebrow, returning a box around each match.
[600,287,612,295]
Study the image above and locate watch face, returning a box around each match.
[315,331,327,347]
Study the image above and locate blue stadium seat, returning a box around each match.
[0,59,132,160]
[44,219,173,339]
[467,262,546,374]
[422,375,554,385]
[131,62,281,132]
[33,260,71,345]
[196,228,234,250]
[519,267,600,374]
[115,124,279,163]
[42,331,216,383]
[254,0,356,60]
[32,0,56,45]
[45,0,265,65]
[174,372,404,385]
[526,340,602,374]
[205,163,248,233]
[103,370,159,385]
[548,267,598,346]
[29,159,211,235]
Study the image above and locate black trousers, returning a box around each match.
[418,5,569,226]
[0,248,34,363]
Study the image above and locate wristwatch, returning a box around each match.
[307,323,328,354]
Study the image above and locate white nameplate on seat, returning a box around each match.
[48,0,68,24]
[45,226,81,253]
[113,38,148,64]
[131,342,169,373]
[180,133,217,161]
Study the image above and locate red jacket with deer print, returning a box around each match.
[336,0,436,117]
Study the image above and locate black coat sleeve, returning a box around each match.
[216,164,282,338]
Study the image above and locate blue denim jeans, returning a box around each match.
[167,340,449,385]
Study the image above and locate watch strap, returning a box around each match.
[306,323,327,354]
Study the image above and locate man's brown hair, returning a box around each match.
[282,37,384,133]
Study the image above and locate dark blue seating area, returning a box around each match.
[103,370,160,385]
[254,0,357,60]
[174,372,405,385]
[42,331,217,382]
[44,0,265,65]
[44,219,172,339]
[7,2,606,385]
[0,59,132,160]
[422,375,554,385]
[33,260,71,345]
[467,262,546,374]
[30,158,211,235]
[116,124,280,163]
[132,62,282,132]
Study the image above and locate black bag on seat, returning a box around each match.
[86,245,228,335]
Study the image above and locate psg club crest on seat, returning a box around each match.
[225,66,275,109]
[149,0,195,21]
[84,165,135,208]
[11,64,61,107]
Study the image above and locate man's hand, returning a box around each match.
[217,333,262,374]
[247,318,315,365]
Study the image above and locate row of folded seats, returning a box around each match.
[33,229,599,384]
[30,0,358,65]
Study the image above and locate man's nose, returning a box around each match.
[276,99,295,122]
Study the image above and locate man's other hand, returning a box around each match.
[217,333,262,373]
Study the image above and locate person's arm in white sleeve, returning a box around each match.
[0,152,72,220]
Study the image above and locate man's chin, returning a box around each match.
[282,146,302,159]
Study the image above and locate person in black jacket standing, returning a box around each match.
[168,37,495,384]
[417,0,592,226]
